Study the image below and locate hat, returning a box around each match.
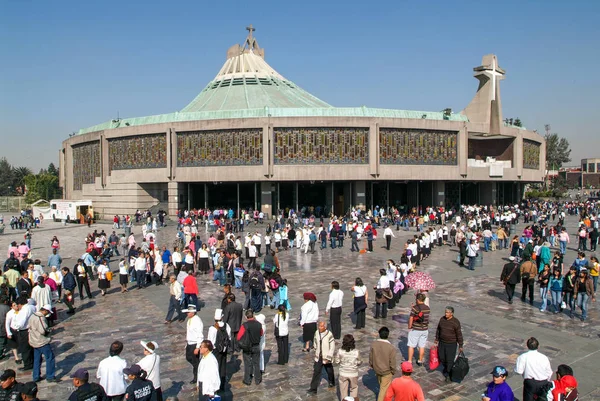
[528,239,533,243]
[401,361,413,373]
[123,364,143,376]
[490,366,508,377]
[214,308,223,321]
[509,256,515,261]
[20,382,38,397]
[0,369,16,381]
[41,304,53,314]
[580,267,588,273]
[140,340,159,354]
[182,305,197,313]
[255,314,266,325]
[71,368,89,380]
[561,375,578,388]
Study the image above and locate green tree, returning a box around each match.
[12,166,32,195]
[47,162,59,177]
[0,158,13,195]
[544,132,571,169]
[513,118,522,127]
[24,173,59,204]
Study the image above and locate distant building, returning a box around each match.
[559,158,600,188]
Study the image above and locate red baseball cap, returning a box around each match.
[401,361,413,372]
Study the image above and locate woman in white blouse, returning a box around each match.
[255,314,267,373]
[197,244,210,275]
[351,278,368,329]
[273,304,290,365]
[137,341,162,401]
[5,301,20,363]
[299,293,319,351]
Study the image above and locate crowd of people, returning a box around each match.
[0,199,597,400]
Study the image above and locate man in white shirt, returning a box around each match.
[514,337,553,401]
[383,225,395,251]
[197,340,220,400]
[184,304,204,384]
[325,281,343,340]
[96,341,128,399]
[14,297,36,370]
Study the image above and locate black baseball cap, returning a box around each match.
[20,381,38,397]
[0,369,16,381]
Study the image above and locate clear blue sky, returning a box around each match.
[1,0,599,172]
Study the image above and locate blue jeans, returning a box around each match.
[539,287,548,311]
[551,290,562,312]
[577,293,589,319]
[559,241,567,255]
[33,343,56,380]
[592,276,598,293]
[484,238,491,251]
[271,289,280,308]
[321,239,326,249]
[468,256,476,271]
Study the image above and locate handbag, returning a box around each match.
[450,351,470,381]
[429,347,440,370]
[106,271,113,281]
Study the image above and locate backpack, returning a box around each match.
[269,277,280,290]
[249,273,261,290]
[214,325,230,354]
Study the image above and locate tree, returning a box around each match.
[513,118,522,127]
[544,132,571,169]
[24,173,59,204]
[0,158,13,196]
[47,162,59,177]
[12,166,32,195]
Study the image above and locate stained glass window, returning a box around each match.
[379,129,458,165]
[109,134,167,170]
[177,129,263,167]
[274,127,368,164]
[72,141,100,190]
[523,139,541,169]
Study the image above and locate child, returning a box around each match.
[278,278,291,311]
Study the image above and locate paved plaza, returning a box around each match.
[0,215,598,400]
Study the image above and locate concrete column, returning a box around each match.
[515,134,523,179]
[167,181,179,217]
[433,181,445,207]
[354,181,366,209]
[166,129,173,180]
[459,124,468,177]
[368,122,379,177]
[260,182,272,219]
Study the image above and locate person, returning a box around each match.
[61,267,77,314]
[590,256,599,301]
[223,293,243,355]
[123,364,156,401]
[236,310,263,386]
[206,309,230,392]
[573,268,593,321]
[520,257,537,305]
[538,264,551,312]
[164,274,185,324]
[467,238,479,270]
[500,256,520,304]
[197,340,220,401]
[352,278,368,329]
[97,341,128,401]
[384,225,395,251]
[549,269,563,313]
[68,368,107,401]
[369,326,397,401]
[273,304,289,365]
[374,269,391,319]
[97,260,111,296]
[28,303,57,383]
[407,293,430,366]
[514,337,553,401]
[434,306,464,383]
[183,272,198,309]
[335,334,361,401]
[325,281,343,340]
[563,266,577,318]
[482,366,514,401]
[118,259,128,293]
[183,304,204,384]
[19,382,39,401]
[383,361,425,401]
[137,341,162,401]
[0,369,22,400]
[306,321,335,396]
[542,364,578,401]
[255,314,267,374]
[75,259,93,300]
[300,292,318,352]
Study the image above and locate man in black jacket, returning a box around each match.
[16,272,31,299]
[223,294,243,354]
[501,256,521,304]
[0,369,22,401]
[236,310,263,386]
[60,267,77,314]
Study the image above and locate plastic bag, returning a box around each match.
[429,347,440,370]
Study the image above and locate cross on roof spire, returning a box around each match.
[246,24,255,41]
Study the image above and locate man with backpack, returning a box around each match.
[236,310,263,386]
[249,268,265,313]
[207,309,231,392]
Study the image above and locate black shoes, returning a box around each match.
[47,378,61,383]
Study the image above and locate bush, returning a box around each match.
[525,190,553,199]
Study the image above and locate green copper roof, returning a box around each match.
[181,75,332,112]
[77,107,468,135]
